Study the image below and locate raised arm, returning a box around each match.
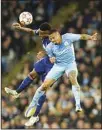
[66,33,98,43]
[12,23,39,35]
[80,33,98,40]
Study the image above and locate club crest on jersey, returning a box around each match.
[64,41,69,46]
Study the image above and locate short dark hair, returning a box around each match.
[39,22,51,31]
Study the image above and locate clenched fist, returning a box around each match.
[90,33,98,40]
[49,57,56,63]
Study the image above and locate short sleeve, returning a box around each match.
[65,33,81,43]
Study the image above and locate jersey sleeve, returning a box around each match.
[65,33,81,43]
[46,44,54,58]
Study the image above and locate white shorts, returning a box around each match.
[45,62,78,80]
[65,62,78,77]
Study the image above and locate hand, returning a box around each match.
[12,23,21,30]
[37,51,46,60]
[50,57,56,63]
[90,33,98,40]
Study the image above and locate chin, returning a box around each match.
[57,42,60,44]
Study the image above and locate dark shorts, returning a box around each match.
[34,56,53,81]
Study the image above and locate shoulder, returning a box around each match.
[46,42,53,49]
[62,33,81,41]
[62,33,73,38]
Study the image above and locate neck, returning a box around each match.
[59,36,62,44]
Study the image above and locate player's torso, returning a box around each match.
[35,56,53,81]
[52,35,75,65]
[34,36,53,81]
[33,33,53,81]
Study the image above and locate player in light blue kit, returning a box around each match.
[25,29,97,126]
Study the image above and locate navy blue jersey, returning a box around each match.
[33,30,53,81]
[34,56,53,81]
[42,38,51,50]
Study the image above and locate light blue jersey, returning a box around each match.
[46,33,81,67]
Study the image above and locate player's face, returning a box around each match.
[49,32,61,44]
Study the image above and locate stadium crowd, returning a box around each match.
[2,0,101,129]
[1,0,69,74]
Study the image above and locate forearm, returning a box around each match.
[15,27,34,35]
[80,34,92,40]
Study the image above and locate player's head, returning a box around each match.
[49,29,61,44]
[39,22,51,31]
[39,22,51,37]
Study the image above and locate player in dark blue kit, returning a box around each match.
[5,22,54,124]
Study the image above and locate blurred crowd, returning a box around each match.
[2,0,101,129]
[2,0,68,74]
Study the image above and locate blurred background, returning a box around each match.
[1,0,101,129]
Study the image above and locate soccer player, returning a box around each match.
[25,29,97,126]
[5,22,54,124]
